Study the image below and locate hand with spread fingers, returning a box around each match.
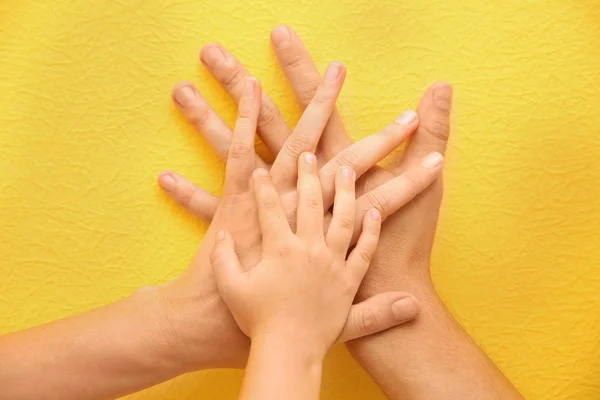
[156,69,442,370]
[161,25,523,400]
[210,156,383,399]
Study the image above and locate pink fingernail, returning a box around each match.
[173,86,196,108]
[392,297,418,321]
[216,230,226,241]
[370,209,381,221]
[395,110,417,125]
[243,79,256,97]
[158,173,176,192]
[422,152,444,169]
[271,25,291,48]
[304,152,316,164]
[201,45,226,67]
[324,62,342,82]
[255,168,269,176]
[341,167,354,179]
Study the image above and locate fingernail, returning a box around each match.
[324,62,342,82]
[216,230,226,241]
[304,152,316,164]
[255,168,269,176]
[433,83,453,111]
[392,297,418,321]
[173,86,196,108]
[243,79,256,97]
[341,166,354,180]
[201,45,226,67]
[369,209,381,221]
[158,173,176,192]
[422,152,444,169]
[271,25,291,48]
[395,110,417,125]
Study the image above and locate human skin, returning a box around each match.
[163,25,524,400]
[0,67,435,400]
[210,153,387,400]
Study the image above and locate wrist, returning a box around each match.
[251,333,325,371]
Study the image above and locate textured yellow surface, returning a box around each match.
[1,0,600,399]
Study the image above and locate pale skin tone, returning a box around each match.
[210,155,386,400]
[162,26,525,399]
[0,48,438,400]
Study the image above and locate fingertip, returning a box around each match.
[392,296,420,322]
[338,166,355,182]
[158,171,177,192]
[216,229,227,242]
[394,110,418,126]
[301,152,317,165]
[254,168,269,177]
[171,84,197,109]
[421,152,444,169]
[271,25,292,48]
[368,208,381,222]
[200,43,227,67]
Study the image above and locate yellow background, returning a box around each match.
[1,0,599,398]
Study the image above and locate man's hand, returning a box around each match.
[156,65,441,369]
[162,25,524,399]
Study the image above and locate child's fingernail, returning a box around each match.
[158,173,176,192]
[243,78,256,97]
[392,297,419,321]
[173,86,196,108]
[201,45,227,67]
[304,152,316,164]
[341,166,354,180]
[395,110,417,125]
[255,168,269,176]
[422,152,444,169]
[324,62,343,82]
[216,230,226,241]
[369,209,381,221]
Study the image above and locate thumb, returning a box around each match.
[336,293,420,344]
[210,230,244,292]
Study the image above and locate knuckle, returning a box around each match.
[276,242,292,258]
[366,190,389,213]
[258,103,280,127]
[221,67,245,91]
[421,117,450,142]
[303,193,322,209]
[283,133,309,158]
[337,214,355,231]
[335,150,359,170]
[357,247,374,264]
[188,103,212,127]
[297,82,320,106]
[228,140,252,160]
[261,196,279,210]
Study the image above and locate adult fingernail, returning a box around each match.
[271,25,291,48]
[216,230,226,241]
[255,168,269,177]
[433,83,453,111]
[392,297,418,321]
[341,166,354,180]
[422,152,444,169]
[304,152,316,164]
[369,209,381,221]
[324,62,342,82]
[202,45,226,67]
[243,79,256,97]
[395,110,417,125]
[173,86,196,108]
[158,173,176,192]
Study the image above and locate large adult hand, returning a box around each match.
[156,62,442,369]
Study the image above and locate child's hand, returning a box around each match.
[210,152,381,357]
